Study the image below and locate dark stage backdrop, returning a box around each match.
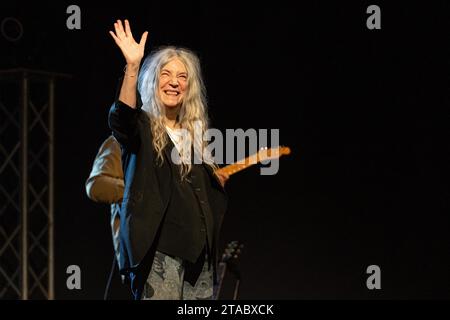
[1,1,450,299]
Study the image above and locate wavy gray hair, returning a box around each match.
[138,46,217,180]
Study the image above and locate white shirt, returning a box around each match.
[165,125,214,165]
[166,125,191,164]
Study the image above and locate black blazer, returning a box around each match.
[108,88,228,281]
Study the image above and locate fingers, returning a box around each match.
[112,23,120,39]
[110,19,148,59]
[109,30,120,44]
[113,20,126,39]
[218,172,230,180]
[139,31,148,46]
[116,19,125,36]
[124,19,133,39]
[215,172,230,187]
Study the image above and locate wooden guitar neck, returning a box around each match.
[215,146,291,177]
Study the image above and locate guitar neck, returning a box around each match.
[215,146,290,177]
[215,155,258,176]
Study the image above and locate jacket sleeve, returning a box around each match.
[108,76,143,150]
[85,135,124,204]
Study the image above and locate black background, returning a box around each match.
[1,1,450,299]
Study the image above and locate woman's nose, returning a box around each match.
[169,77,179,86]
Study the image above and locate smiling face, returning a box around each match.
[157,57,188,109]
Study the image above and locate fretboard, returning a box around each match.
[215,154,258,176]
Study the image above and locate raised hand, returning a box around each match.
[109,19,148,67]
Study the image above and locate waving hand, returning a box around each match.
[109,19,148,66]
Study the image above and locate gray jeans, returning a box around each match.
[141,251,214,300]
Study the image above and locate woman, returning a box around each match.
[108,19,229,300]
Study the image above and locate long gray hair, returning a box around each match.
[138,46,216,180]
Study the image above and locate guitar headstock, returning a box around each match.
[257,145,291,162]
[221,240,244,263]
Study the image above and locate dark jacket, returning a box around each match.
[108,83,227,295]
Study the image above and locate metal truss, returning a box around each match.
[0,69,68,300]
